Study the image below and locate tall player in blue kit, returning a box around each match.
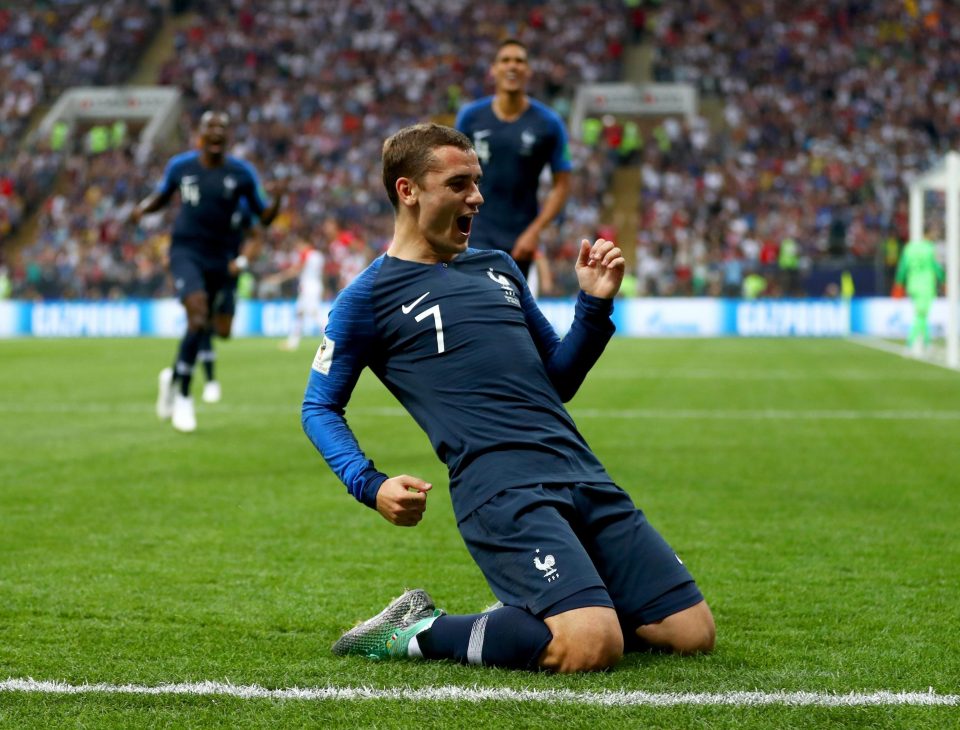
[301,124,714,673]
[130,111,283,432]
[455,39,571,278]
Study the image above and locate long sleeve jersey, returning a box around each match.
[301,249,615,520]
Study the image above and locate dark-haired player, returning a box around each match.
[130,111,283,432]
[455,39,571,278]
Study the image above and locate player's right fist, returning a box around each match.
[375,475,433,527]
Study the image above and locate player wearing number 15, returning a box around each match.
[129,110,283,432]
[301,123,714,673]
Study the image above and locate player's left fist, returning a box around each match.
[586,238,623,269]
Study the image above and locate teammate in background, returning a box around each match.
[195,198,263,402]
[455,38,572,278]
[265,238,326,351]
[302,124,714,674]
[893,229,944,356]
[130,110,284,432]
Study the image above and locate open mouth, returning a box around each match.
[456,215,473,236]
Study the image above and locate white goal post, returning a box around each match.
[31,86,181,161]
[908,151,960,369]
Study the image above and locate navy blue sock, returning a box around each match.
[173,329,203,397]
[197,330,215,382]
[416,606,552,671]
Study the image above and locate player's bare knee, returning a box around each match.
[544,623,623,673]
[636,601,716,655]
[666,604,716,655]
[672,618,715,655]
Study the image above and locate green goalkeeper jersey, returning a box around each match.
[895,238,944,297]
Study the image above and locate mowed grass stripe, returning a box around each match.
[2,338,959,728]
[2,679,957,707]
[4,402,960,421]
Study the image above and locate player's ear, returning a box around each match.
[397,177,418,207]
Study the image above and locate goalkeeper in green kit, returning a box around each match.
[893,231,944,356]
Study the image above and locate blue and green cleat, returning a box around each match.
[332,589,445,660]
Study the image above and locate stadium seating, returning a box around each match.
[1,0,163,281]
[9,0,626,299]
[9,1,955,298]
[638,0,958,295]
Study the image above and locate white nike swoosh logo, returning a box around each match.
[401,291,430,314]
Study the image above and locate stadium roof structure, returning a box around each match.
[909,151,960,368]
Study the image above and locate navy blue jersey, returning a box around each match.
[226,197,255,258]
[156,151,268,262]
[455,97,572,253]
[301,249,615,520]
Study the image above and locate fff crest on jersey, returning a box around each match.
[520,129,536,155]
[487,269,520,307]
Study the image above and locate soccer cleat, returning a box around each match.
[171,393,197,433]
[482,600,504,613]
[332,589,444,660]
[202,381,221,403]
[156,367,174,420]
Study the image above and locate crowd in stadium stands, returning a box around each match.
[7,0,626,300]
[639,0,960,296]
[4,0,958,300]
[0,1,163,244]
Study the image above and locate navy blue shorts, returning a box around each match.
[457,482,703,632]
[169,250,235,313]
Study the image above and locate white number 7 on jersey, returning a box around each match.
[415,304,445,354]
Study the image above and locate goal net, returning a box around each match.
[908,152,960,368]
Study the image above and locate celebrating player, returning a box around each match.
[301,123,714,673]
[130,110,283,432]
[455,38,571,278]
[195,197,264,403]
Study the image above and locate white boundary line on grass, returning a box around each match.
[1,679,957,707]
[847,336,959,373]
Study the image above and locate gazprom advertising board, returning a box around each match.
[0,298,942,339]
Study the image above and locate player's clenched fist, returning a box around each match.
[376,475,433,526]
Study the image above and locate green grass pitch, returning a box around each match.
[1,336,958,728]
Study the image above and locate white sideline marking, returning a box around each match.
[1,679,957,707]
[848,336,959,373]
[3,402,960,421]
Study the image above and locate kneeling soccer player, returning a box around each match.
[301,123,714,672]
